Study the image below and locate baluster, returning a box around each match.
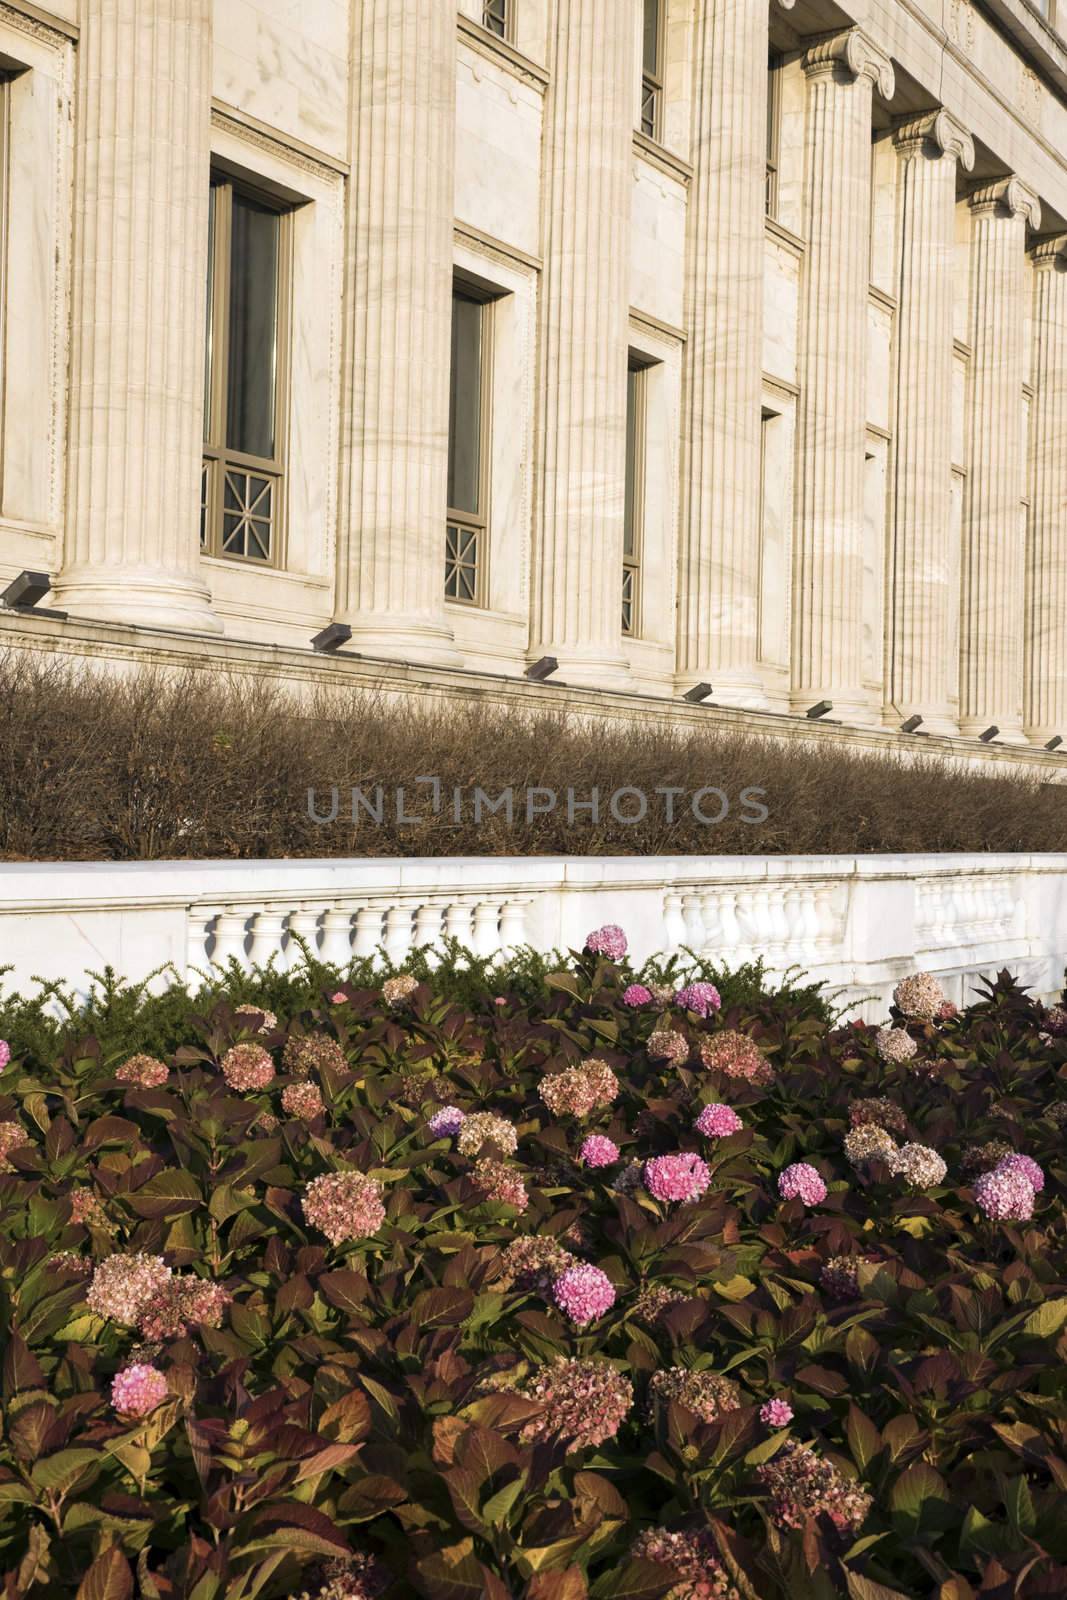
[191,909,217,971]
[213,905,249,967]
[699,891,721,955]
[445,902,475,953]
[472,902,501,959]
[249,907,286,968]
[414,903,444,957]
[499,900,528,959]
[663,893,686,953]
[813,885,837,959]
[796,884,820,963]
[768,886,791,966]
[321,907,354,968]
[383,905,414,965]
[353,905,384,960]
[287,905,322,968]
[718,891,741,961]
[681,894,704,952]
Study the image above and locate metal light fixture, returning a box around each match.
[311,622,352,654]
[979,725,999,743]
[682,683,713,703]
[2,570,51,610]
[525,656,559,681]
[900,715,924,733]
[806,700,833,720]
[1045,735,1063,752]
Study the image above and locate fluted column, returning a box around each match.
[335,0,460,664]
[960,178,1040,742]
[676,0,794,706]
[886,111,974,735]
[527,0,635,688]
[792,30,894,722]
[1025,237,1067,744]
[55,0,219,632]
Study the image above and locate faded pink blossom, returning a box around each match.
[115,1054,169,1089]
[69,1189,105,1227]
[296,1554,390,1600]
[0,1120,31,1166]
[876,1027,917,1064]
[585,924,627,961]
[648,1029,690,1065]
[758,1439,872,1533]
[761,1398,794,1427]
[456,1112,517,1157]
[382,973,419,1007]
[303,1170,385,1245]
[893,972,945,1021]
[551,1263,617,1326]
[647,1367,741,1424]
[975,1166,1035,1221]
[281,1080,325,1120]
[221,1042,274,1092]
[234,1003,277,1034]
[778,1162,827,1206]
[579,1134,620,1168]
[513,1358,634,1450]
[695,1103,743,1138]
[644,1152,711,1205]
[88,1254,171,1326]
[138,1277,231,1341]
[471,1158,528,1211]
[630,1527,735,1597]
[700,1030,774,1085]
[111,1363,168,1418]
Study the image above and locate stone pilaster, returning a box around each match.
[527,0,635,688]
[55,0,219,631]
[335,0,460,663]
[960,178,1040,742]
[792,30,894,721]
[1025,236,1067,744]
[886,111,974,735]
[675,0,794,706]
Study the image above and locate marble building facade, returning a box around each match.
[0,0,1065,754]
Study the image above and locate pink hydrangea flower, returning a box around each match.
[302,1171,385,1245]
[579,1134,620,1168]
[138,1277,231,1341]
[330,991,348,1005]
[493,996,508,1006]
[674,982,722,1017]
[695,1103,743,1138]
[111,1363,168,1418]
[221,1043,274,1092]
[280,1081,324,1120]
[622,984,653,1007]
[585,925,627,961]
[644,1152,711,1204]
[975,1166,1035,1221]
[88,1254,171,1326]
[778,1163,827,1206]
[115,1054,169,1089]
[471,1159,528,1211]
[761,1397,794,1427]
[0,1041,10,1070]
[427,1105,466,1138]
[995,1153,1044,1192]
[551,1264,617,1326]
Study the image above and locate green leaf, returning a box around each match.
[414,1537,489,1600]
[846,1403,882,1475]
[125,1168,202,1217]
[589,1561,673,1599]
[1022,1297,1067,1337]
[545,972,582,999]
[481,1475,524,1525]
[31,1448,101,1496]
[889,1462,950,1534]
[844,1575,911,1600]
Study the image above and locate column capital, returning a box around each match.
[1031,234,1067,270]
[802,29,895,99]
[969,176,1041,229]
[893,108,974,171]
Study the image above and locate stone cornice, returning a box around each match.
[1031,234,1067,269]
[893,109,975,172]
[969,176,1042,229]
[802,29,895,98]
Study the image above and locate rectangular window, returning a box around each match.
[623,358,648,637]
[446,285,491,606]
[766,55,782,219]
[202,176,290,563]
[482,0,510,38]
[640,0,663,140]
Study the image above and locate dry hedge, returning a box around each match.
[0,650,1062,859]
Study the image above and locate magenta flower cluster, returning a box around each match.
[111,1363,168,1418]
[974,1151,1044,1220]
[622,983,653,1007]
[551,1263,616,1326]
[760,1397,794,1427]
[0,1040,10,1069]
[579,1133,620,1168]
[778,1162,827,1206]
[644,1151,711,1204]
[584,924,627,960]
[695,1102,743,1138]
[674,981,722,1017]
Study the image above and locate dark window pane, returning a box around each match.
[227,192,279,459]
[643,0,659,74]
[624,367,638,559]
[204,185,217,441]
[448,292,483,516]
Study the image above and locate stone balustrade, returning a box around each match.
[1,855,1064,1022]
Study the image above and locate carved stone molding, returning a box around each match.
[802,29,895,99]
[1031,235,1067,270]
[969,177,1041,229]
[893,109,975,171]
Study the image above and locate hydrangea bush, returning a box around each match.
[0,954,1066,1598]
